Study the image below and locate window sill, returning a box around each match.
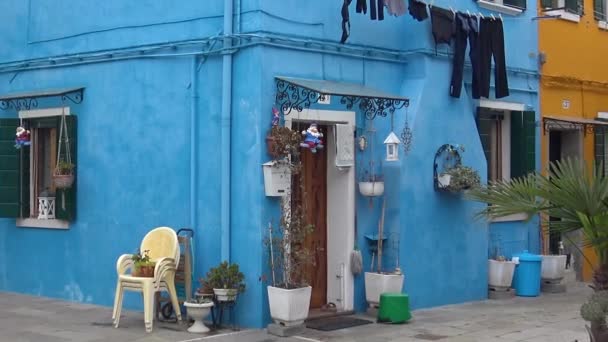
[599,21,608,30]
[477,0,524,15]
[17,218,69,230]
[544,9,581,23]
[490,213,529,223]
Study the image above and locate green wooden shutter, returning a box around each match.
[0,119,20,217]
[510,111,536,179]
[595,0,606,20]
[55,115,77,221]
[595,127,606,176]
[541,0,554,9]
[504,0,527,10]
[565,0,581,13]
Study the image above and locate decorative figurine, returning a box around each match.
[300,123,324,153]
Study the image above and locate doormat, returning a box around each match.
[306,316,373,331]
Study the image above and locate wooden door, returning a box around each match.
[292,123,328,309]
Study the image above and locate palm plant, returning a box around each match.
[467,158,608,291]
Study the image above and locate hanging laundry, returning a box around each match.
[429,6,454,49]
[408,0,428,21]
[370,0,385,20]
[450,13,480,99]
[356,0,367,14]
[385,0,407,16]
[479,17,509,99]
[341,0,353,44]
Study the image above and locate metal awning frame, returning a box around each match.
[543,116,608,136]
[275,77,409,120]
[0,87,84,111]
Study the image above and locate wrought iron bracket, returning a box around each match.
[542,117,595,136]
[0,87,84,111]
[275,78,409,120]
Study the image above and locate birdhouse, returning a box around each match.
[383,132,401,161]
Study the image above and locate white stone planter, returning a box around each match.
[184,301,214,333]
[488,259,516,288]
[364,272,404,307]
[359,182,384,197]
[437,174,451,188]
[267,286,311,327]
[213,288,237,302]
[541,255,567,281]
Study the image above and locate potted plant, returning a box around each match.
[364,200,404,310]
[184,279,215,333]
[581,291,608,341]
[53,160,75,189]
[266,125,302,159]
[438,165,480,192]
[132,249,155,277]
[265,154,317,327]
[488,255,516,289]
[359,161,384,197]
[206,261,246,302]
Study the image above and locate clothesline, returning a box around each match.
[412,0,558,21]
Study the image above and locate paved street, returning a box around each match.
[0,280,592,342]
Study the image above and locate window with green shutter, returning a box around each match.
[594,0,607,20]
[0,113,76,224]
[541,0,584,14]
[504,0,527,10]
[476,108,536,184]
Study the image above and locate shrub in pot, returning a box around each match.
[266,125,302,159]
[439,165,480,192]
[132,249,155,277]
[185,280,215,333]
[581,290,608,341]
[206,261,246,302]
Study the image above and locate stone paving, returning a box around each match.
[0,280,593,342]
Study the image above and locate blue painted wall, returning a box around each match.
[0,0,539,329]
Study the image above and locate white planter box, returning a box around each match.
[541,255,567,281]
[213,288,238,302]
[488,259,516,288]
[437,174,451,188]
[263,161,291,197]
[364,272,404,306]
[267,286,311,327]
[359,182,384,197]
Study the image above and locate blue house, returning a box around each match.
[0,0,540,328]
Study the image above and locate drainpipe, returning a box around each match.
[190,56,198,232]
[220,0,233,262]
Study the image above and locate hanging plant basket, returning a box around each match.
[53,174,75,189]
[54,112,75,189]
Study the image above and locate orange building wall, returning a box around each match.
[539,0,608,281]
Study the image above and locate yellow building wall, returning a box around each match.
[539,0,608,281]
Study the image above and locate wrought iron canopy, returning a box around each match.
[275,77,409,120]
[543,115,608,135]
[0,87,84,111]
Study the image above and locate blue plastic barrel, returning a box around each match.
[512,250,542,297]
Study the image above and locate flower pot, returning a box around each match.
[133,264,155,277]
[437,174,451,189]
[53,174,74,189]
[364,272,404,307]
[213,288,238,302]
[541,255,567,281]
[184,301,214,333]
[267,285,312,327]
[488,259,516,288]
[359,182,384,197]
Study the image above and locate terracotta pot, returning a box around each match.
[133,264,155,277]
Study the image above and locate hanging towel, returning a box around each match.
[341,0,353,44]
[385,0,407,16]
[335,124,355,168]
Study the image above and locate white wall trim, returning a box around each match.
[479,99,525,112]
[16,218,69,229]
[19,107,70,119]
[490,213,529,223]
[599,20,608,30]
[477,0,524,15]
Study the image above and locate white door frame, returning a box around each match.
[285,109,356,311]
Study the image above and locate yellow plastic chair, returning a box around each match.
[112,227,182,332]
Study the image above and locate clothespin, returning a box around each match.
[490,13,496,20]
[467,10,472,17]
[449,6,456,15]
[499,13,503,21]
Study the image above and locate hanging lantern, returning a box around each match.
[383,132,401,161]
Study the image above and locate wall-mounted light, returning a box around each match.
[384,132,401,161]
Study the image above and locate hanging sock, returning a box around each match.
[385,0,406,16]
[408,0,428,21]
[341,0,353,44]
[356,0,367,13]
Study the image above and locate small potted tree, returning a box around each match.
[206,261,246,302]
[132,250,155,277]
[184,278,215,333]
[581,291,608,341]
